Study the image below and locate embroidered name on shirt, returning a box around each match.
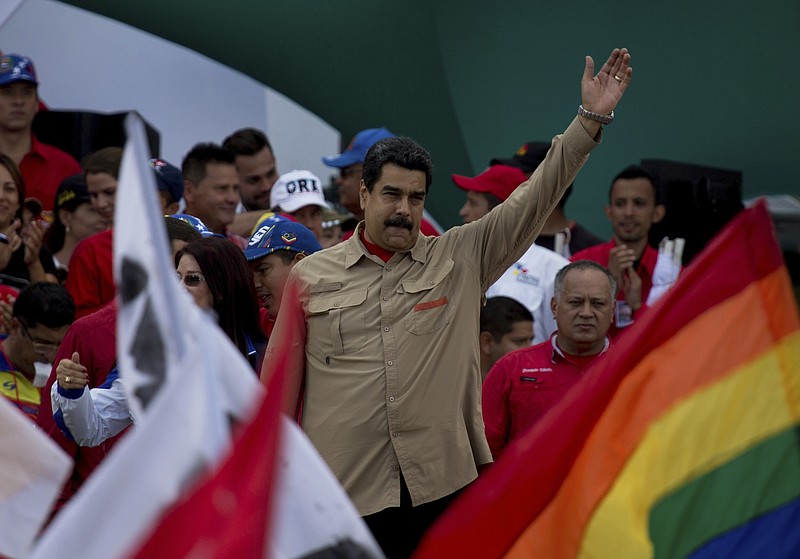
[511,263,541,287]
[413,296,448,312]
[521,367,552,373]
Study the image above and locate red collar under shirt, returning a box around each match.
[359,228,395,263]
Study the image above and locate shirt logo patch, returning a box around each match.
[511,263,541,287]
[413,296,448,312]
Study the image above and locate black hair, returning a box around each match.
[479,192,504,212]
[554,260,617,301]
[84,147,123,180]
[480,296,533,342]
[164,217,203,245]
[222,128,273,157]
[609,165,658,203]
[362,137,433,193]
[43,174,91,255]
[181,143,236,185]
[13,282,75,329]
[270,250,296,265]
[174,237,264,359]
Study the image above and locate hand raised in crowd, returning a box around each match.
[607,244,635,284]
[0,219,22,270]
[57,351,89,391]
[22,217,47,266]
[620,264,643,311]
[608,244,643,311]
[581,47,632,117]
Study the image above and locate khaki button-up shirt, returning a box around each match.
[265,116,599,516]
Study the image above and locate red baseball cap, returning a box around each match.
[451,164,528,202]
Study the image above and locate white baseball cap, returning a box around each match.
[270,170,331,213]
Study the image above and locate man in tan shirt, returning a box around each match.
[263,47,632,558]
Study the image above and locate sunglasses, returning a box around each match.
[177,272,205,287]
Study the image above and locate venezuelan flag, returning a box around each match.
[414,201,800,559]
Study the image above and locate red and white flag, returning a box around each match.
[31,114,381,559]
[0,397,71,559]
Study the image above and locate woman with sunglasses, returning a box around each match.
[175,236,266,371]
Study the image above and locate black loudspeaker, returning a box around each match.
[641,159,744,265]
[32,109,161,164]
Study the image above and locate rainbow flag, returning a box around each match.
[414,201,800,559]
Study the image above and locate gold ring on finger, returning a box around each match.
[614,75,623,82]
[65,376,71,383]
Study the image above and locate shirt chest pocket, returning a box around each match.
[401,260,455,336]
[307,288,368,356]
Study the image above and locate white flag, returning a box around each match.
[0,398,71,559]
[271,417,384,558]
[30,113,261,559]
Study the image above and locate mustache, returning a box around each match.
[384,216,413,230]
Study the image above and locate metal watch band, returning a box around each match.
[578,104,614,124]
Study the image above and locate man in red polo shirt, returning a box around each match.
[0,53,81,210]
[482,260,615,460]
[571,165,665,336]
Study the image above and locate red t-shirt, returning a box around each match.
[66,229,115,319]
[19,135,82,211]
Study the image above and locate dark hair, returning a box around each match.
[181,143,236,185]
[84,147,123,180]
[222,128,273,157]
[609,165,658,202]
[479,192,504,212]
[164,217,203,245]
[0,153,25,223]
[270,250,296,265]
[174,237,264,358]
[554,260,617,301]
[480,296,533,342]
[43,174,90,254]
[13,282,75,329]
[362,137,433,193]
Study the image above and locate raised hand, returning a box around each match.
[581,47,632,116]
[22,218,46,266]
[57,351,89,390]
[607,244,636,287]
[621,266,643,311]
[0,219,21,270]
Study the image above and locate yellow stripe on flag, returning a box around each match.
[578,330,800,558]
[502,269,799,559]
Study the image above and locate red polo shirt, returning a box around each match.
[19,135,81,210]
[482,335,610,460]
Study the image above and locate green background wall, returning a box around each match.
[62,0,800,237]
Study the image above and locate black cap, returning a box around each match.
[490,141,551,174]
